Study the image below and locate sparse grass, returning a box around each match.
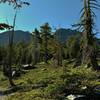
[0,69,9,88]
[0,61,100,100]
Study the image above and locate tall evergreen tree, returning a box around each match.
[32,28,40,65]
[7,11,17,86]
[40,23,52,63]
[54,30,63,66]
[0,0,29,87]
[80,0,99,69]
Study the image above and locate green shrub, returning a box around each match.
[60,67,100,94]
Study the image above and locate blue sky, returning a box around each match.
[0,0,100,37]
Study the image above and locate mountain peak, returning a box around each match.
[55,28,79,43]
[0,30,32,46]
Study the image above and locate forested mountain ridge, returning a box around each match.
[0,28,80,46]
[55,28,81,43]
[0,30,32,46]
[0,29,99,46]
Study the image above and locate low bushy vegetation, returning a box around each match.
[0,62,100,100]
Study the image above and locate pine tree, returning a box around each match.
[80,0,99,69]
[32,28,40,65]
[0,0,29,87]
[53,32,63,66]
[40,23,52,63]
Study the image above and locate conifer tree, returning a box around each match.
[0,0,29,86]
[80,0,99,69]
[32,28,40,65]
[40,23,51,63]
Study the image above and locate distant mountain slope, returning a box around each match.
[0,29,99,46]
[0,29,81,46]
[0,30,32,46]
[55,28,80,43]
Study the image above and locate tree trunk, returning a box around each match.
[7,11,17,87]
[44,33,48,63]
[57,45,63,66]
[81,0,98,70]
[82,37,98,70]
[8,31,15,87]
